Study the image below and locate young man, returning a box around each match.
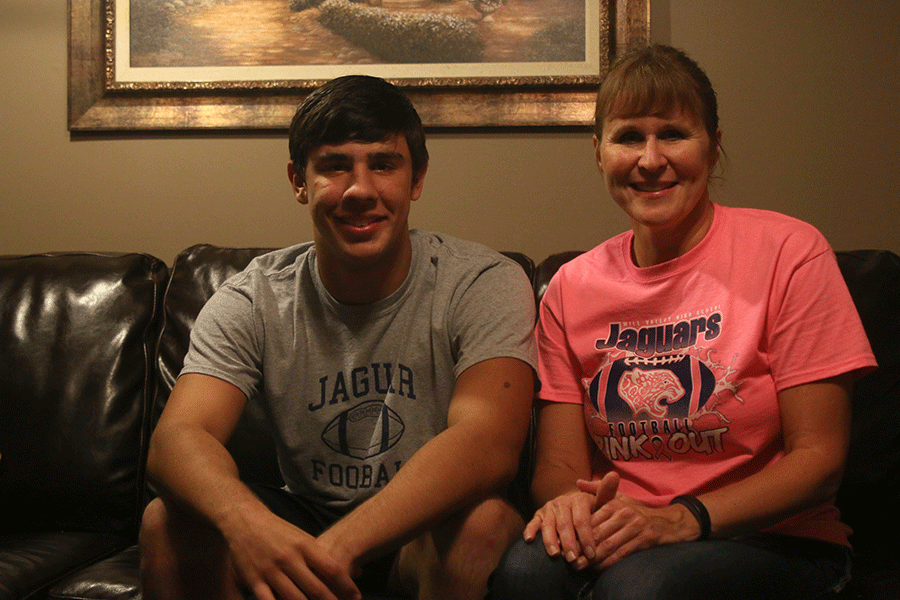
[139,75,537,600]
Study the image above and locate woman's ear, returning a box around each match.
[710,129,723,168]
[593,134,604,173]
[287,162,308,204]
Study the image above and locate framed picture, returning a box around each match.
[68,0,649,131]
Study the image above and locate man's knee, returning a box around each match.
[139,498,170,567]
[400,497,524,599]
[139,497,235,600]
[139,498,179,598]
[434,496,524,572]
[456,496,522,546]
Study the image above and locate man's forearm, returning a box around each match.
[320,358,534,568]
[320,418,523,567]
[146,373,265,531]
[147,423,266,532]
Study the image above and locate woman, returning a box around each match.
[488,45,876,600]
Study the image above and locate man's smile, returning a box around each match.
[333,214,388,235]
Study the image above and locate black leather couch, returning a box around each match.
[1,245,897,600]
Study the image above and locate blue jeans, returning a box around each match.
[487,532,851,600]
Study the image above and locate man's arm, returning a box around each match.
[147,373,249,515]
[317,356,535,571]
[147,373,361,600]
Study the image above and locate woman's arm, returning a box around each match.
[697,373,852,537]
[531,401,595,505]
[523,401,611,566]
[583,374,853,570]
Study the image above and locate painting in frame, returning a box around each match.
[68,0,649,131]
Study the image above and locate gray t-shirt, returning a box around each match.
[182,230,537,520]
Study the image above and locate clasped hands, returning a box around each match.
[221,504,363,600]
[524,471,695,571]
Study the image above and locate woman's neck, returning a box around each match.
[631,198,715,268]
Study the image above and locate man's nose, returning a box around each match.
[344,166,378,200]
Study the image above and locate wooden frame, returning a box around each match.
[68,0,649,131]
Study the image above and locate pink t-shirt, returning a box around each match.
[537,204,876,547]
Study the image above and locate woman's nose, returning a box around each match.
[638,137,666,172]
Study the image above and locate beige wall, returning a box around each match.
[1,1,897,265]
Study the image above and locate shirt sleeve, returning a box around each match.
[181,277,264,401]
[767,238,876,391]
[448,257,538,379]
[535,271,585,405]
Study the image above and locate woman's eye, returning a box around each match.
[659,129,687,141]
[616,131,643,144]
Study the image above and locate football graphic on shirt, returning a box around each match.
[589,353,716,422]
[321,400,405,459]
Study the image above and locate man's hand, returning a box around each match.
[220,502,362,600]
[317,526,364,581]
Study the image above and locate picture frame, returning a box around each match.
[68,0,649,131]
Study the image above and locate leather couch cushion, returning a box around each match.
[0,252,166,599]
[1,532,129,600]
[0,253,166,535]
[47,545,141,600]
[834,250,900,553]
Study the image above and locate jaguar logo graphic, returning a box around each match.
[586,347,745,462]
[589,353,718,423]
[617,368,685,419]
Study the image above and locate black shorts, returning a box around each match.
[248,482,399,595]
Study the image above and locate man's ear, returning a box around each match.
[410,165,427,202]
[287,162,308,204]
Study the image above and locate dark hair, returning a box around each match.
[594,45,719,147]
[289,75,428,182]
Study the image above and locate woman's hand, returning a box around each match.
[575,479,701,571]
[523,471,620,570]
